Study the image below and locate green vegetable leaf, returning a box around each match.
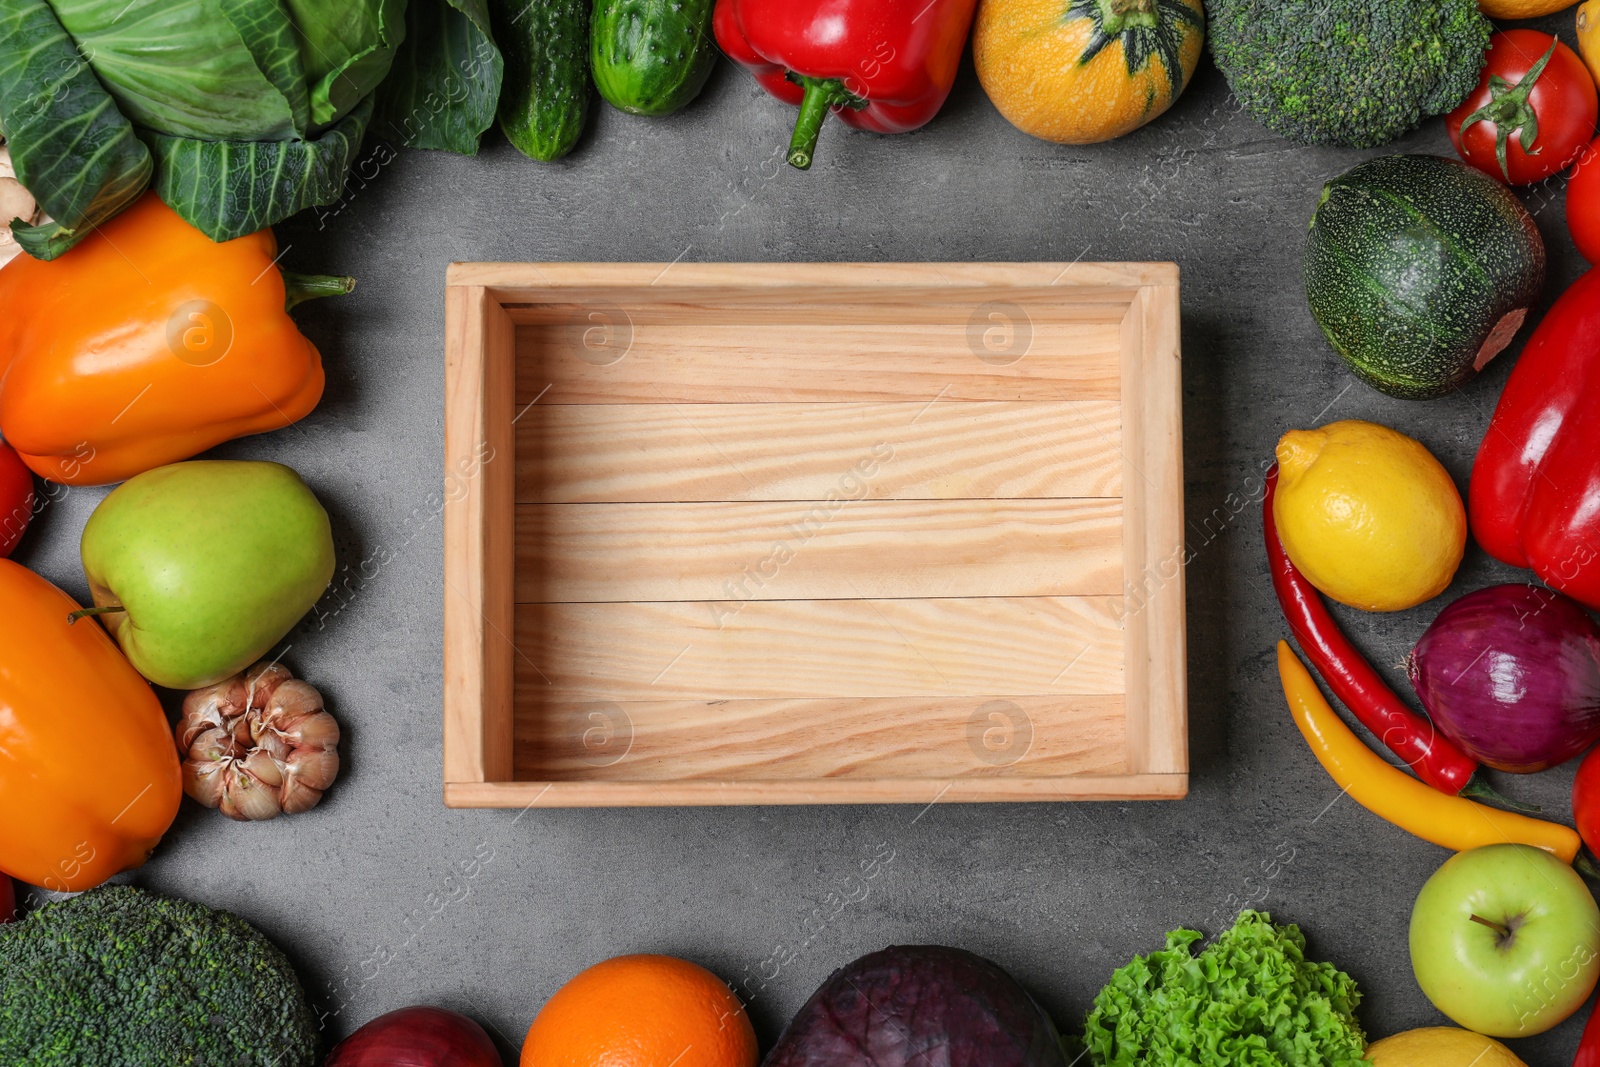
[283,0,409,128]
[373,0,503,154]
[144,96,372,241]
[0,0,152,260]
[50,0,306,142]
[1084,911,1371,1067]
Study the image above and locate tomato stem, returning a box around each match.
[1458,39,1559,182]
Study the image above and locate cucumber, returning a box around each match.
[590,0,716,116]
[1304,154,1545,401]
[491,0,591,161]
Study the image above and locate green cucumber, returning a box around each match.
[1304,154,1545,401]
[491,0,591,161]
[590,0,716,116]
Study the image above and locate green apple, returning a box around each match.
[80,461,335,689]
[1409,843,1600,1038]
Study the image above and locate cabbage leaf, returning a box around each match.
[374,0,501,154]
[145,96,373,241]
[1083,911,1371,1067]
[0,0,152,259]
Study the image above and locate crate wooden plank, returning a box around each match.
[511,596,1123,700]
[511,695,1128,780]
[512,321,1123,403]
[514,400,1123,503]
[514,499,1122,603]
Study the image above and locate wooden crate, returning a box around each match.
[443,263,1186,807]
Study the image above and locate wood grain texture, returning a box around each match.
[511,596,1123,700]
[444,774,1189,807]
[1120,283,1188,775]
[442,286,517,786]
[512,695,1127,780]
[514,499,1123,602]
[442,262,1188,806]
[514,401,1122,502]
[512,321,1122,404]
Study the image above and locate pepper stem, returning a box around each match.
[1458,770,1542,814]
[66,605,126,625]
[786,76,862,171]
[1576,851,1600,882]
[282,271,356,312]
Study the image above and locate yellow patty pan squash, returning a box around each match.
[975,0,1205,144]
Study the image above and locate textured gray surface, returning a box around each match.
[15,12,1595,1062]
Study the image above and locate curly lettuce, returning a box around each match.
[1084,911,1370,1067]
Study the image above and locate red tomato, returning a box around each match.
[0,440,33,557]
[1571,137,1600,264]
[1576,745,1600,857]
[1448,30,1598,186]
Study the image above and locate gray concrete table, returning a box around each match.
[18,13,1590,1061]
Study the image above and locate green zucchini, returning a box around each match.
[1303,154,1545,401]
[590,0,716,116]
[491,0,591,160]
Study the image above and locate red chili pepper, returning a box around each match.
[1264,465,1484,797]
[1577,996,1600,1067]
[1472,267,1600,608]
[712,0,978,170]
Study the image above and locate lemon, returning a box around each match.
[1274,420,1465,612]
[1365,1027,1527,1067]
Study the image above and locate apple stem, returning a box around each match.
[66,605,126,625]
[1469,913,1512,939]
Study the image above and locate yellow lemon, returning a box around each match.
[1580,0,1600,89]
[1481,0,1576,16]
[1365,1027,1527,1067]
[1273,420,1465,612]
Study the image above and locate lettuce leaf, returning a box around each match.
[0,0,152,259]
[373,0,502,154]
[143,95,373,241]
[1084,911,1371,1067]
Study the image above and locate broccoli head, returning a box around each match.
[0,885,319,1067]
[1207,0,1491,148]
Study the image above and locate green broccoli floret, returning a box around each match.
[0,885,319,1067]
[1208,0,1490,148]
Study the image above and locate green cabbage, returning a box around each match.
[1083,911,1371,1067]
[0,0,499,255]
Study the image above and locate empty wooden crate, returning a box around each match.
[443,262,1186,806]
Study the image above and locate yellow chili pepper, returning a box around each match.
[1277,640,1581,863]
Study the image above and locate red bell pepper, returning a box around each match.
[1472,267,1600,607]
[712,0,978,170]
[1577,996,1600,1067]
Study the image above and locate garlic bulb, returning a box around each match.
[177,662,341,821]
[0,141,44,268]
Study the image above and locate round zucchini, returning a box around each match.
[1304,154,1545,400]
[591,0,716,117]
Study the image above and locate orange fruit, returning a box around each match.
[1481,0,1576,17]
[520,954,757,1067]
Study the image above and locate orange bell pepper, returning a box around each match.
[0,192,352,485]
[0,560,181,891]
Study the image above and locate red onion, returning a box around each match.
[1,875,14,923]
[324,1006,501,1067]
[1409,583,1600,773]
